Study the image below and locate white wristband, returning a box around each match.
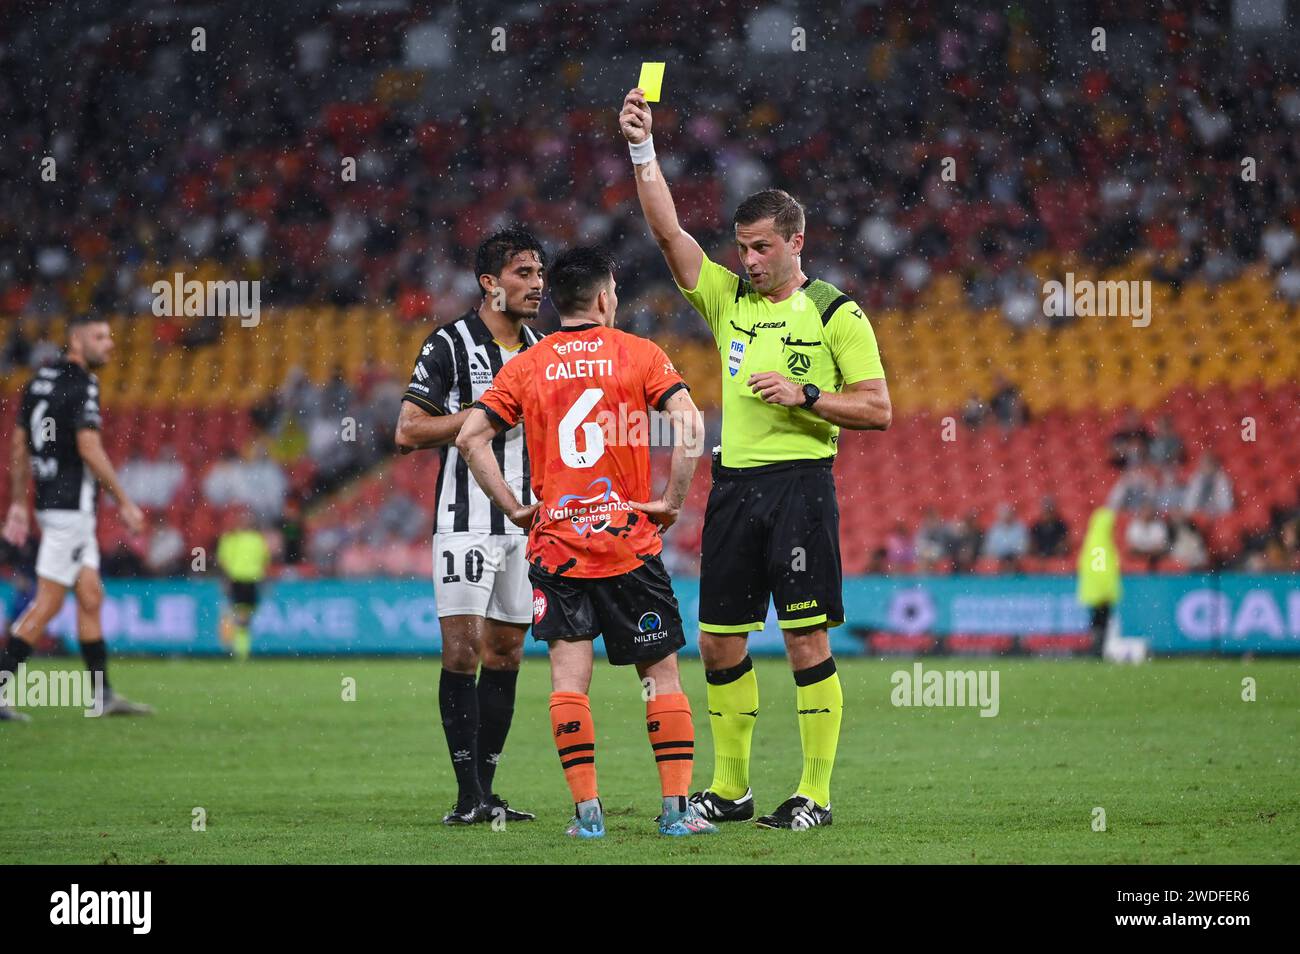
[629,135,655,165]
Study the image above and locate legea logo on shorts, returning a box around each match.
[532,588,548,621]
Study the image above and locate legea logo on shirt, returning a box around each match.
[728,340,745,377]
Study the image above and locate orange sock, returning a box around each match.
[646,692,694,798]
[550,691,597,803]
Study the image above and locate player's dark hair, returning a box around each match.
[547,246,616,317]
[733,189,806,240]
[474,227,547,295]
[68,314,107,331]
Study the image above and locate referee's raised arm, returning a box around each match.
[620,88,704,291]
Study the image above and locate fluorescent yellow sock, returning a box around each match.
[704,656,758,800]
[794,658,842,807]
[233,626,251,662]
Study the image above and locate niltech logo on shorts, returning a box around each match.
[634,612,665,643]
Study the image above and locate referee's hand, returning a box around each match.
[748,372,803,407]
[619,88,652,145]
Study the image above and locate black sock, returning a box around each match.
[0,631,34,680]
[439,669,482,806]
[476,667,519,797]
[80,640,111,696]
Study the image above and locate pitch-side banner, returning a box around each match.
[0,575,1296,655]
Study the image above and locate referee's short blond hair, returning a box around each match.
[733,189,806,240]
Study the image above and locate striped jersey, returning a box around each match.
[18,360,103,514]
[402,310,542,536]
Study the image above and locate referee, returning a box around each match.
[620,89,892,829]
[216,510,270,662]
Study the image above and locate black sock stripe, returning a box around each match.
[650,740,694,750]
[560,756,595,770]
[654,753,694,762]
[556,743,595,757]
[705,654,754,686]
[793,656,837,687]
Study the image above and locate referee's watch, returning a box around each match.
[801,383,821,409]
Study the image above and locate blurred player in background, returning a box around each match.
[394,228,545,825]
[621,89,891,828]
[1078,505,1121,658]
[457,246,715,838]
[1,316,152,722]
[216,509,271,661]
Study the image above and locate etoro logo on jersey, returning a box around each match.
[550,476,630,535]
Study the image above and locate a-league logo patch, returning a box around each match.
[532,588,548,622]
[786,351,811,376]
[728,339,745,377]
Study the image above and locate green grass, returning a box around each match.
[1,657,1297,864]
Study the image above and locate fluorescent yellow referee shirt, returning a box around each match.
[677,253,885,468]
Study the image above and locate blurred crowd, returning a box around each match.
[2,1,1299,340]
[2,0,1298,581]
[865,410,1300,575]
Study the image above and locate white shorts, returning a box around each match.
[35,510,100,588]
[432,531,532,625]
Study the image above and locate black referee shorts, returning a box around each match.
[228,581,261,609]
[529,554,686,666]
[699,454,843,633]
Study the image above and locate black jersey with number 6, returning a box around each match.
[18,360,103,513]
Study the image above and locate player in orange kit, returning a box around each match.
[456,246,716,839]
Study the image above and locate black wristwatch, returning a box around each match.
[801,383,821,409]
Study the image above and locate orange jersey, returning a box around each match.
[475,323,688,578]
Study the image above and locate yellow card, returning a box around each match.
[638,62,665,102]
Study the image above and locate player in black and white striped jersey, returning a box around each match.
[394,228,546,825]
